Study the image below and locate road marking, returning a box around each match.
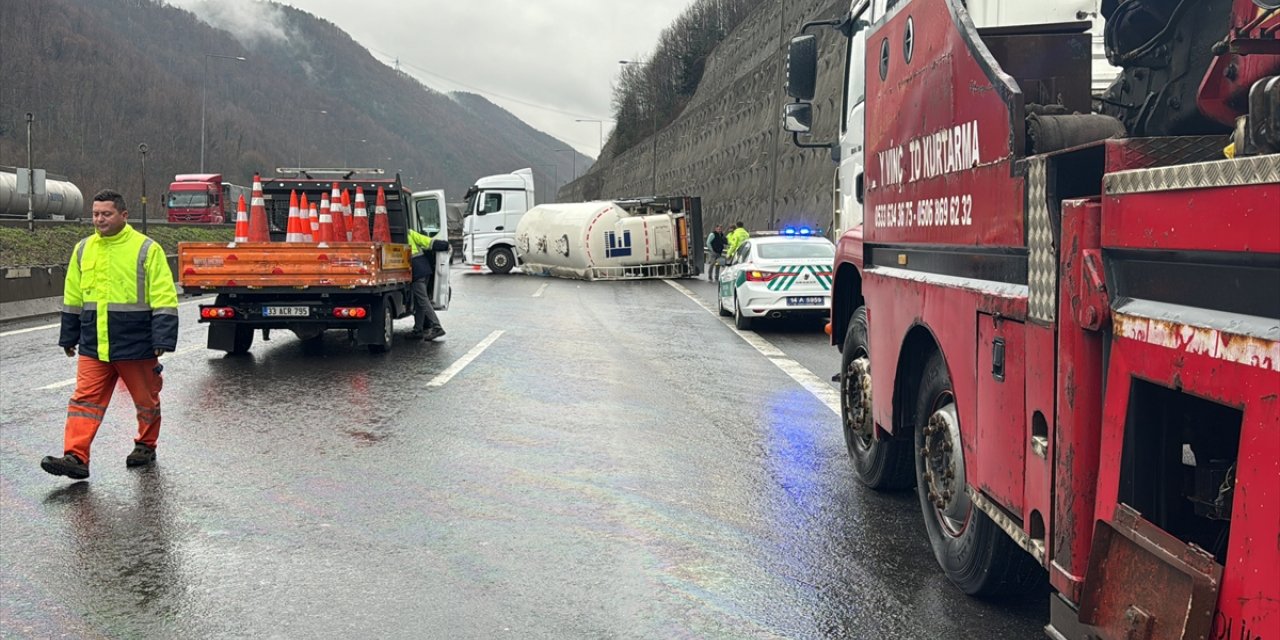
[427,330,504,388]
[33,345,205,391]
[665,280,839,415]
[1,296,212,338]
[532,283,549,298]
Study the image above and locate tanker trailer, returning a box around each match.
[515,200,700,281]
[0,166,85,219]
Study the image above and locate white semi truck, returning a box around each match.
[461,168,536,274]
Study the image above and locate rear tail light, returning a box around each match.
[201,307,236,319]
[333,307,368,319]
[745,270,781,282]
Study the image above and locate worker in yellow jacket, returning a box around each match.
[726,221,750,259]
[41,189,178,480]
[407,228,447,342]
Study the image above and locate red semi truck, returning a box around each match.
[165,173,249,223]
[784,0,1278,637]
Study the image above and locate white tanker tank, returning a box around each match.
[515,198,702,281]
[0,167,85,219]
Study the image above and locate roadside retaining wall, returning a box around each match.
[0,256,182,322]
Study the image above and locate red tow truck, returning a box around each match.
[783,0,1278,637]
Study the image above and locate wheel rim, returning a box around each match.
[920,399,972,537]
[493,252,509,269]
[843,353,874,452]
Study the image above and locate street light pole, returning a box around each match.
[200,53,247,173]
[341,139,368,167]
[295,109,328,168]
[559,148,577,182]
[25,112,34,233]
[575,119,605,158]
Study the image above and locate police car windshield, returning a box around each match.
[757,242,834,260]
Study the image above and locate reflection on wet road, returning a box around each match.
[1,268,1044,638]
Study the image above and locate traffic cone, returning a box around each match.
[308,202,319,242]
[329,183,348,242]
[300,193,315,242]
[248,173,271,242]
[285,190,302,242]
[351,186,371,242]
[232,194,249,243]
[372,186,392,243]
[317,199,334,245]
[341,189,354,241]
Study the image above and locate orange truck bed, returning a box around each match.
[178,241,413,290]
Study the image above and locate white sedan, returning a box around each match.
[717,232,835,330]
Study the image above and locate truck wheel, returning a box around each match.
[487,247,515,274]
[367,303,394,354]
[733,295,752,330]
[229,325,253,355]
[913,350,1040,596]
[841,306,913,490]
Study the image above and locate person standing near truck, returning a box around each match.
[706,224,728,281]
[41,189,179,480]
[407,228,447,342]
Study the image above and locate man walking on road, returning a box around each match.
[408,228,447,342]
[706,224,727,281]
[41,189,179,480]
[726,221,750,259]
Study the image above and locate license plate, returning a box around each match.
[263,306,309,317]
[787,296,824,306]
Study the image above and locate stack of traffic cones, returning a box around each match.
[248,174,271,242]
[351,187,371,242]
[341,190,354,241]
[317,195,334,245]
[300,193,315,242]
[285,190,304,242]
[329,183,348,242]
[372,186,392,243]
[232,194,249,243]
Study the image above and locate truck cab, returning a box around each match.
[165,173,248,224]
[461,168,536,274]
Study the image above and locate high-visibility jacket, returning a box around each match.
[726,227,750,258]
[59,224,179,361]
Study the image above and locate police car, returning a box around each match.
[716,227,834,330]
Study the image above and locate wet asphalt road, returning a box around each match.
[0,267,1045,638]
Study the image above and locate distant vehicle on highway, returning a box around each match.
[164,173,249,224]
[0,166,84,219]
[717,229,834,330]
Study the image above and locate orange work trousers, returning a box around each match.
[64,355,163,464]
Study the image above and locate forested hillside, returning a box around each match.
[0,0,588,212]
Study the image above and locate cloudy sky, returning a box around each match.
[172,0,694,159]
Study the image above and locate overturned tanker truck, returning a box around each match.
[515,196,704,280]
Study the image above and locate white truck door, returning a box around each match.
[412,189,452,311]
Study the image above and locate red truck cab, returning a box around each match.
[165,173,247,224]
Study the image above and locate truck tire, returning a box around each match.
[913,350,1041,597]
[367,303,394,354]
[841,306,914,490]
[487,246,515,274]
[229,325,253,355]
[734,295,752,330]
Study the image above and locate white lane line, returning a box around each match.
[665,280,839,415]
[427,330,504,388]
[532,283,549,298]
[1,296,212,338]
[33,345,205,391]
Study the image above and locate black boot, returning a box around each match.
[126,443,156,468]
[41,453,89,479]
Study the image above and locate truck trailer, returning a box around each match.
[784,0,1279,637]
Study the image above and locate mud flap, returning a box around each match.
[1073,504,1222,640]
[355,297,389,347]
[207,322,237,351]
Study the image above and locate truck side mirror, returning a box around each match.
[160,193,168,208]
[787,35,819,101]
[784,103,814,134]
